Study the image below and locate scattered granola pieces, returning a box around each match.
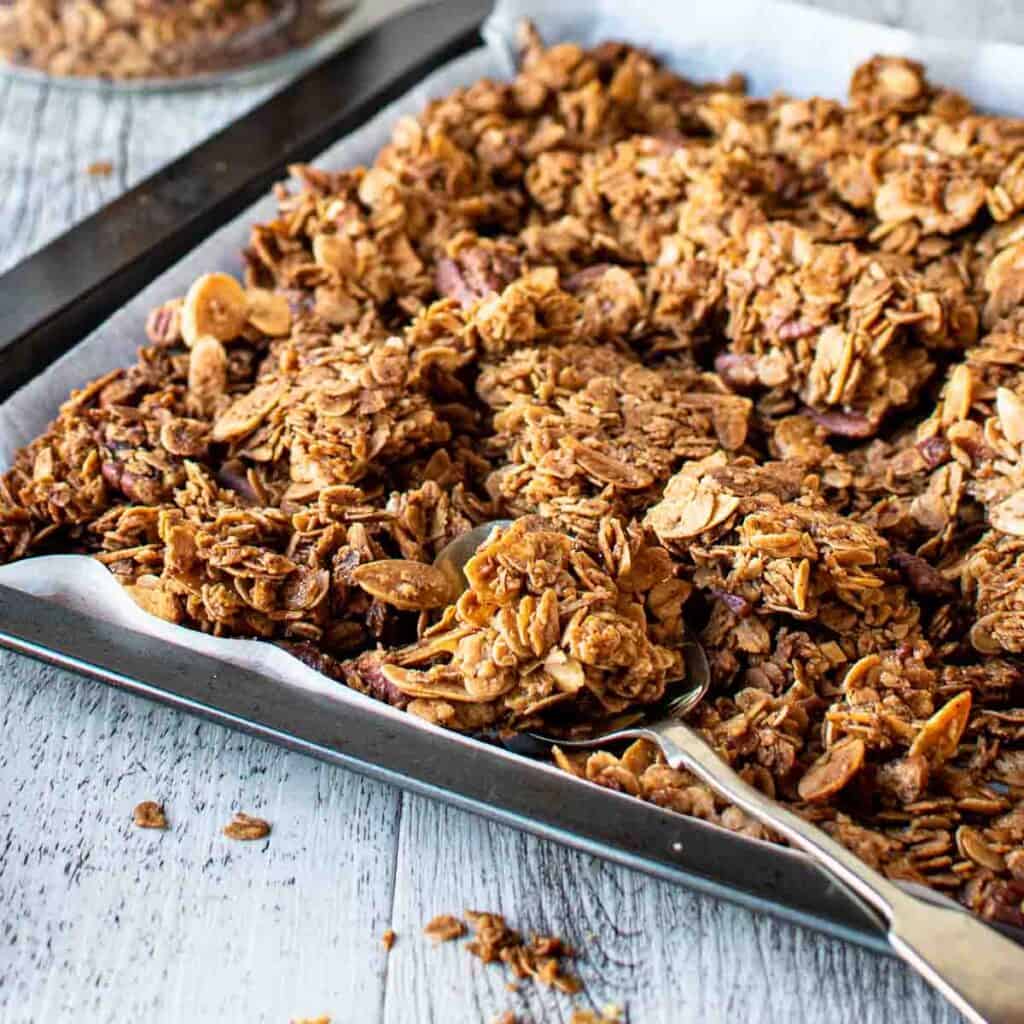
[222,812,271,841]
[465,911,582,995]
[423,914,466,943]
[132,800,168,829]
[382,928,396,952]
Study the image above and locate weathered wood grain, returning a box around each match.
[3,1,1022,1021]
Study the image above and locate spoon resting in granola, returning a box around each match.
[434,521,1023,1024]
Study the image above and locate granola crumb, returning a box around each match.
[86,160,113,177]
[222,812,271,841]
[492,1014,518,1024]
[570,1006,624,1024]
[290,1017,330,1024]
[132,800,167,830]
[382,928,396,952]
[423,914,466,943]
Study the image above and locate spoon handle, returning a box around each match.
[652,718,1023,1024]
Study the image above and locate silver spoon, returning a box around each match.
[435,520,1023,1024]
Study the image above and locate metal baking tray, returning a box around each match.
[0,0,1013,958]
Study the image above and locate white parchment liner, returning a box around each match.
[5,0,1024,712]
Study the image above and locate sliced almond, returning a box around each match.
[955,825,1006,872]
[543,648,585,692]
[797,737,865,803]
[970,612,1006,654]
[996,386,1024,446]
[909,690,972,765]
[380,664,478,702]
[566,440,654,490]
[350,559,453,611]
[211,381,285,443]
[246,288,292,337]
[940,364,973,426]
[989,490,1024,537]
[312,233,355,274]
[181,272,248,347]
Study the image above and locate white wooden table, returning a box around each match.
[2,2,1021,1020]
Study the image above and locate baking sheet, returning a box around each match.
[4,0,1024,921]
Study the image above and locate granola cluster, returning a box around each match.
[4,26,1024,923]
[0,0,348,79]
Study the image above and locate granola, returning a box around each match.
[428,910,582,995]
[222,811,271,840]
[132,800,168,829]
[4,25,1024,925]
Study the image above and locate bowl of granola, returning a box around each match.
[0,0,357,85]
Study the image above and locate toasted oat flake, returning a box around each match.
[222,812,271,841]
[423,914,466,943]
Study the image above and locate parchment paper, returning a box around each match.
[4,0,1024,708]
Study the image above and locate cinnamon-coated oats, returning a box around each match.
[4,24,1024,925]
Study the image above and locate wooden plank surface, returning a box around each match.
[1,2,1020,1021]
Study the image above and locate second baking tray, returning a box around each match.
[0,0,1002,958]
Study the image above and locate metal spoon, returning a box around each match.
[435,520,1023,1024]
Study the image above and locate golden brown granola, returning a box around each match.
[381,928,396,952]
[222,811,271,841]
[132,800,168,829]
[4,25,1024,925]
